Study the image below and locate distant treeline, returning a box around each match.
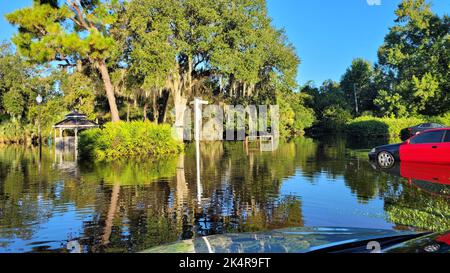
[0,0,448,144]
[302,0,449,136]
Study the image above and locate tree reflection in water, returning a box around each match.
[0,137,448,253]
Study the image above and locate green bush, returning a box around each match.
[0,121,34,144]
[427,112,450,126]
[321,105,352,131]
[278,93,316,137]
[346,116,425,140]
[79,121,183,161]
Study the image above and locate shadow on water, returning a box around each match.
[0,137,448,253]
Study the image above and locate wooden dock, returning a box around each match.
[244,134,276,153]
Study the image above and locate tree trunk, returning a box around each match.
[166,69,188,140]
[76,60,82,72]
[143,102,148,121]
[161,91,170,123]
[152,92,159,123]
[175,155,187,225]
[188,55,193,95]
[102,183,120,245]
[174,91,188,141]
[126,100,130,122]
[97,60,120,122]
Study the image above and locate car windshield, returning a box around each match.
[141,227,426,254]
[444,131,450,142]
[410,131,445,144]
[419,123,431,128]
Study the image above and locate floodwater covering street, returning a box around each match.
[0,137,448,253]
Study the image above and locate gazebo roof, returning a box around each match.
[53,111,99,129]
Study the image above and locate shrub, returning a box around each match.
[321,105,352,131]
[278,93,316,137]
[79,121,183,161]
[346,116,425,140]
[0,121,34,144]
[427,112,450,126]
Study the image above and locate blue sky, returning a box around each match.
[1,0,449,86]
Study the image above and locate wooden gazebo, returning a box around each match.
[53,111,98,149]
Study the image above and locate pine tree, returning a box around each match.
[6,0,121,121]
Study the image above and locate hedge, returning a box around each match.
[346,116,424,140]
[79,121,183,161]
[346,114,450,140]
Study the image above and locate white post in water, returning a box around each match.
[191,98,208,204]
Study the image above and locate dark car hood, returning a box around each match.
[385,232,450,253]
[140,227,424,253]
[376,143,403,150]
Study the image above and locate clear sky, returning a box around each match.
[1,0,449,86]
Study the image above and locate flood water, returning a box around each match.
[0,137,449,253]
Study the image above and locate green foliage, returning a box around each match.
[427,112,450,126]
[321,105,353,131]
[0,43,32,120]
[302,80,351,132]
[374,89,408,118]
[79,121,183,160]
[305,0,449,132]
[4,0,313,137]
[120,0,190,89]
[6,0,122,121]
[28,95,67,139]
[60,72,97,120]
[303,80,350,116]
[0,42,66,144]
[346,116,425,140]
[306,0,450,125]
[5,1,119,63]
[340,58,377,115]
[0,102,66,145]
[117,0,303,122]
[278,92,315,137]
[0,121,34,144]
[376,0,450,116]
[2,90,26,120]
